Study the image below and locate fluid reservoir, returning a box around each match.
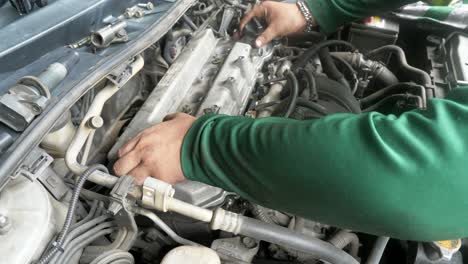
[0,177,66,263]
[41,112,76,158]
[161,246,221,264]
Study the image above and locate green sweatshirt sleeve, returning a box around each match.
[181,87,468,241]
[305,0,415,34]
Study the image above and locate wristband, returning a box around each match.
[296,0,317,33]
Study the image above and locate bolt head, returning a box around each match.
[0,215,7,226]
[242,237,257,248]
[87,116,104,129]
[146,2,154,10]
[135,10,145,18]
[0,214,11,235]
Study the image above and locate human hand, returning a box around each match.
[240,1,310,48]
[113,113,196,185]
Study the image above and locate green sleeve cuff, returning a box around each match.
[181,114,235,190]
[305,0,350,34]
[181,114,212,184]
[304,0,415,34]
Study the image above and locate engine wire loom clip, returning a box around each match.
[50,241,65,253]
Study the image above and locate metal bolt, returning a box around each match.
[242,237,257,249]
[135,9,145,18]
[116,29,127,38]
[138,2,154,10]
[0,215,7,227]
[87,116,104,129]
[0,214,11,235]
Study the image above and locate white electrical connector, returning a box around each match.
[142,177,175,212]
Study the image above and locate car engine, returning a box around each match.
[0,0,467,263]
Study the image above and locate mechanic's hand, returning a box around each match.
[240,1,309,48]
[113,113,196,185]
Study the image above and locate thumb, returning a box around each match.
[255,26,276,48]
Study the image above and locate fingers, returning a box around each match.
[128,165,150,185]
[163,113,178,122]
[118,136,141,158]
[239,4,264,32]
[113,151,141,176]
[256,26,276,48]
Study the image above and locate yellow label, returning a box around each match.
[435,240,461,250]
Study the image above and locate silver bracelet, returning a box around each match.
[296,0,316,33]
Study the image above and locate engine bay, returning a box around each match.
[0,0,468,263]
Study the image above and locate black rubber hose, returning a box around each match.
[319,47,350,88]
[36,164,109,264]
[284,71,299,118]
[298,68,318,101]
[363,94,423,112]
[360,82,427,108]
[296,98,328,115]
[237,215,359,264]
[330,52,398,88]
[374,65,399,87]
[366,45,432,86]
[366,237,390,264]
[294,40,355,69]
[330,54,359,94]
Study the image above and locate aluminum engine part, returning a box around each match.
[445,34,468,86]
[174,181,228,208]
[427,33,468,97]
[0,176,67,264]
[0,52,79,132]
[109,29,271,207]
[110,28,272,156]
[211,236,259,264]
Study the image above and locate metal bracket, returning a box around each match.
[106,58,138,88]
[107,176,139,251]
[37,167,69,200]
[12,148,53,181]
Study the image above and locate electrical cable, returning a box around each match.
[134,207,200,247]
[50,216,111,264]
[90,250,135,264]
[36,164,109,264]
[71,200,99,230]
[58,227,116,264]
